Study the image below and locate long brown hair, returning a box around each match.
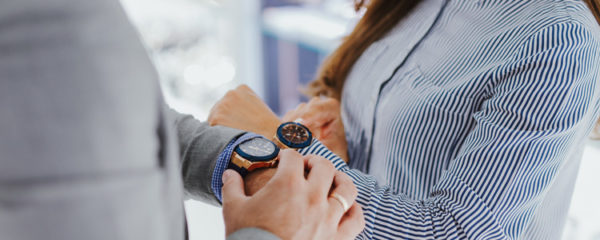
[307,0,600,139]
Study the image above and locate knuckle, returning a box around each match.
[339,171,353,184]
[357,216,366,229]
[324,162,336,174]
[358,210,366,226]
[307,192,323,206]
[316,157,335,170]
[350,187,358,201]
[224,90,238,99]
[324,98,339,106]
[315,102,327,111]
[295,103,307,113]
[301,108,316,117]
[345,178,358,196]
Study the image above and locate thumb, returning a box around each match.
[222,169,246,204]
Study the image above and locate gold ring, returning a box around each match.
[330,192,350,213]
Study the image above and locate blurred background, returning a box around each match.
[118,0,600,239]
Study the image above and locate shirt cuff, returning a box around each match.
[211,132,261,203]
[298,139,349,171]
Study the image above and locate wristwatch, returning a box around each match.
[273,122,313,149]
[229,137,280,177]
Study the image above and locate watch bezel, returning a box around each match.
[234,137,280,162]
[276,122,313,148]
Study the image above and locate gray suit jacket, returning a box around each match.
[0,0,278,239]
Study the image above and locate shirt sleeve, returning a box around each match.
[212,133,261,203]
[299,21,600,239]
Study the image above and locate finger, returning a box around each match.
[236,84,251,91]
[305,155,336,196]
[273,149,305,180]
[298,97,321,126]
[238,84,261,98]
[308,96,320,105]
[319,118,343,138]
[221,170,246,205]
[335,203,365,240]
[301,100,339,129]
[295,102,307,111]
[302,114,335,132]
[328,171,358,220]
[282,110,300,123]
[282,103,307,122]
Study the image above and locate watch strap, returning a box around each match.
[228,161,249,177]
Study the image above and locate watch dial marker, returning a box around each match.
[281,124,310,144]
[239,138,276,157]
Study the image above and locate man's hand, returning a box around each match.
[208,85,282,138]
[243,168,276,196]
[222,150,365,239]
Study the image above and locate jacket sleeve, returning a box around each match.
[168,109,245,205]
[227,228,281,240]
[299,21,600,239]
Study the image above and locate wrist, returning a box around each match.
[257,119,281,139]
[212,133,262,202]
[243,167,277,196]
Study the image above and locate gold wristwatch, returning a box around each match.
[273,122,313,149]
[228,137,280,177]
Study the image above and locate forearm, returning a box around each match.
[168,108,245,205]
[227,228,280,240]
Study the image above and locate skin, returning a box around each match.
[209,84,351,199]
[211,85,364,238]
[208,85,349,161]
[208,85,281,138]
[222,150,365,239]
[282,96,349,162]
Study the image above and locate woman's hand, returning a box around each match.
[284,97,349,162]
[208,85,281,138]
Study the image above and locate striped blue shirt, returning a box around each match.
[300,0,600,239]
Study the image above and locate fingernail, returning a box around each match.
[222,170,233,183]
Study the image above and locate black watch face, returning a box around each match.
[281,123,310,145]
[239,138,277,158]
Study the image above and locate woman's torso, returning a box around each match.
[341,0,599,238]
